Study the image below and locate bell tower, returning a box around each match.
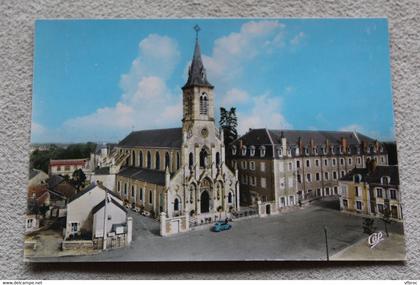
[182,25,215,134]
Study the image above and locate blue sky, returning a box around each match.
[32,18,394,143]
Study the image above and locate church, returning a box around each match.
[113,29,240,222]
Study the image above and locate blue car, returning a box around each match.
[213,221,232,232]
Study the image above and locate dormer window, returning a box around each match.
[354,174,362,183]
[339,146,343,154]
[231,145,237,155]
[241,146,247,156]
[277,148,283,157]
[380,146,384,153]
[313,147,318,155]
[347,146,351,155]
[260,146,266,157]
[287,148,292,157]
[357,146,361,154]
[330,146,335,155]
[321,146,326,155]
[381,176,390,185]
[305,147,309,156]
[250,146,256,157]
[295,147,300,156]
[199,92,208,115]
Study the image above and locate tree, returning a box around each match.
[71,169,86,190]
[381,206,392,237]
[219,107,238,146]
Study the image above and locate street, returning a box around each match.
[29,198,404,262]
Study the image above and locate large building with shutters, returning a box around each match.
[227,129,389,211]
[114,33,240,221]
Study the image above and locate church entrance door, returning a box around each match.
[200,191,210,213]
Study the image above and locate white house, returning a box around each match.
[65,182,132,248]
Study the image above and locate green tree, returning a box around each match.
[71,169,87,190]
[219,107,238,146]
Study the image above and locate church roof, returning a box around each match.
[118,128,182,148]
[117,167,166,186]
[182,37,213,89]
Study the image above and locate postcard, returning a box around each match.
[26,18,405,262]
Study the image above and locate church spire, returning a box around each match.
[182,25,213,90]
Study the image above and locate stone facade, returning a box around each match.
[115,35,239,225]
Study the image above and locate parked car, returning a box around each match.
[213,221,232,232]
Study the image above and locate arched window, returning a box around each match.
[354,174,362,183]
[200,148,208,168]
[231,145,237,155]
[165,152,170,169]
[260,146,266,157]
[216,152,220,166]
[250,146,256,156]
[277,148,282,157]
[176,152,180,170]
[132,150,135,165]
[174,198,179,211]
[228,192,233,203]
[189,152,194,168]
[155,152,160,170]
[199,93,208,115]
[241,146,247,156]
[139,151,143,168]
[147,151,151,169]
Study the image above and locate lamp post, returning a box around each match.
[324,226,330,261]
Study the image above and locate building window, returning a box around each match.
[232,146,237,155]
[381,156,385,163]
[132,150,135,165]
[348,158,352,165]
[189,152,194,168]
[296,160,300,168]
[378,204,384,213]
[139,188,143,201]
[340,158,344,165]
[390,189,397,200]
[381,176,390,185]
[250,176,256,186]
[356,201,362,210]
[377,188,383,198]
[316,173,320,181]
[334,186,338,194]
[124,183,128,196]
[71,222,78,233]
[174,198,179,211]
[306,159,310,168]
[343,199,348,208]
[117,181,121,193]
[176,152,180,169]
[297,174,301,183]
[355,186,359,197]
[305,147,309,156]
[315,159,320,167]
[306,173,311,182]
[357,157,361,164]
[341,170,345,178]
[165,152,170,169]
[241,146,247,156]
[155,152,160,170]
[228,192,233,203]
[277,148,283,157]
[27,218,33,228]
[64,165,70,171]
[324,159,328,166]
[261,177,267,188]
[249,161,255,170]
[324,172,329,180]
[241,161,247,170]
[131,186,135,197]
[199,93,208,115]
[216,152,220,166]
[288,162,292,171]
[149,190,153,204]
[250,146,255,156]
[354,174,362,183]
[139,151,143,168]
[199,148,208,168]
[332,158,336,166]
[260,146,266,157]
[147,151,152,169]
[260,162,266,172]
[333,171,337,180]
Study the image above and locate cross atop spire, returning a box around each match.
[182,25,213,90]
[194,24,201,40]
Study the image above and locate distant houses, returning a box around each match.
[339,159,402,220]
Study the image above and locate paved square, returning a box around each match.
[31,198,404,262]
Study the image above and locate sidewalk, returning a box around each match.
[331,232,406,261]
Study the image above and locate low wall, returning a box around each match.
[62,240,94,250]
[160,212,189,236]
